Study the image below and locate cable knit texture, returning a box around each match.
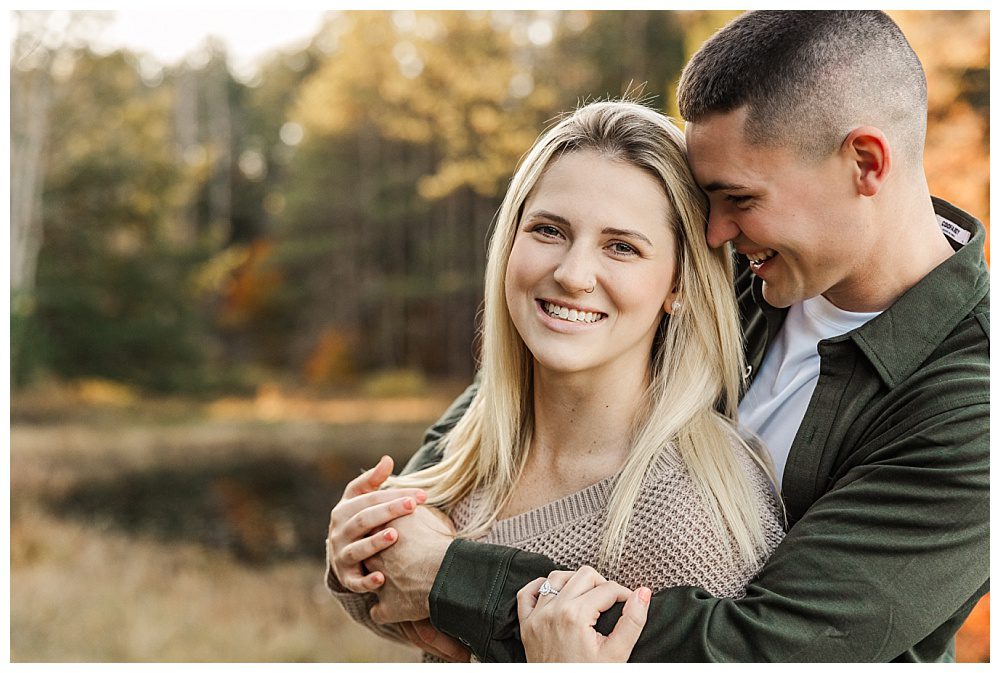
[328,442,786,661]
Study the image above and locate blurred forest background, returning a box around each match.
[10,10,989,662]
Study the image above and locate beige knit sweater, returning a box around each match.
[327,442,786,659]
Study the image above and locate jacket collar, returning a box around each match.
[851,197,988,388]
[752,197,989,389]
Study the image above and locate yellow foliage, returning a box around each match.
[361,368,428,397]
[293,11,564,203]
[74,378,138,407]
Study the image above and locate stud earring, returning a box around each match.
[671,300,682,312]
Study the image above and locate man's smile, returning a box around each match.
[741,248,777,272]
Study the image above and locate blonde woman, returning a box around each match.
[326,100,785,661]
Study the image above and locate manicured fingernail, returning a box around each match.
[638,588,651,604]
[373,573,384,584]
[403,498,414,511]
[384,529,396,541]
[415,491,427,503]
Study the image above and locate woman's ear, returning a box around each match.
[663,288,682,315]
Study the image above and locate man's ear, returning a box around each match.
[842,126,891,197]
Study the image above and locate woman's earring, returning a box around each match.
[671,300,682,312]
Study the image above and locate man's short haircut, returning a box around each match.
[678,11,927,165]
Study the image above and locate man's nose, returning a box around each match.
[706,209,740,249]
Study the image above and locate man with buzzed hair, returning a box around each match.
[329,10,988,662]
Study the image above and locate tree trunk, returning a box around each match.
[173,68,199,245]
[10,65,52,302]
[206,62,232,243]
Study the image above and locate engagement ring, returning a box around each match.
[539,580,559,597]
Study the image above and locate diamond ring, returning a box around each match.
[539,579,559,597]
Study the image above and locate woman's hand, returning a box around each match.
[516,566,650,662]
[326,455,427,592]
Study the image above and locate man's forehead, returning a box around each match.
[685,113,777,188]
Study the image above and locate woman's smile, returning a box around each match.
[536,299,607,326]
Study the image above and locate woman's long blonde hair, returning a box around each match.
[392,100,773,567]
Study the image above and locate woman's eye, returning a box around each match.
[532,224,562,238]
[726,194,753,208]
[609,241,638,256]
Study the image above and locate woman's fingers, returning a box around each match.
[326,460,426,592]
[340,527,399,566]
[347,496,419,538]
[517,577,548,621]
[329,497,417,589]
[543,570,577,586]
[328,488,426,536]
[571,580,634,615]
[605,588,651,660]
[533,569,575,602]
[551,565,607,601]
[342,568,385,594]
[343,455,394,498]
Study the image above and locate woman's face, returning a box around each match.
[505,150,679,380]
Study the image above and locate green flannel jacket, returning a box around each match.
[403,197,990,662]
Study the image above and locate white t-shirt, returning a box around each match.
[738,294,882,487]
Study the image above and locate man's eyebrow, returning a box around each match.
[702,180,749,193]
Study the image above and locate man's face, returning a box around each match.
[685,107,867,310]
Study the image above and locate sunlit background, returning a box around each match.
[9,9,989,663]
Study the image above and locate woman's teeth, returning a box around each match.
[543,301,605,323]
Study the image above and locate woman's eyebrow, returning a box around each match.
[603,227,653,246]
[523,209,571,226]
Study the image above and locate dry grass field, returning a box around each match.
[10,381,457,662]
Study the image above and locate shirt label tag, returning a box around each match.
[939,216,971,245]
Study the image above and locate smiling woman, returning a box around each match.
[325,99,786,661]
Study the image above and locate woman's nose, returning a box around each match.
[552,245,597,294]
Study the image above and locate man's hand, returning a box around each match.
[326,456,427,592]
[516,567,650,662]
[366,504,455,623]
[398,619,471,662]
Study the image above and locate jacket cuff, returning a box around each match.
[429,537,518,658]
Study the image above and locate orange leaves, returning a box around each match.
[304,328,357,387]
[956,593,989,662]
[216,240,283,329]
